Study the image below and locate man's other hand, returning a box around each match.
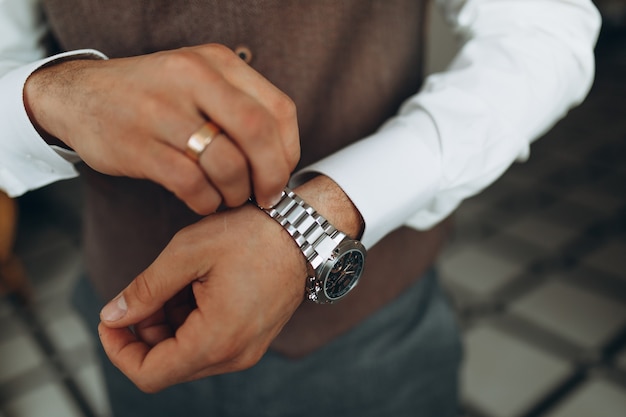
[24,44,300,211]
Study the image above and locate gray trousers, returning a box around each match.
[74,269,462,417]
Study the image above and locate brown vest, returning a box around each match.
[42,0,449,355]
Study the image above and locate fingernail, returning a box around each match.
[100,294,127,322]
[265,193,283,209]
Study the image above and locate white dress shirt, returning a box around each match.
[0,0,601,248]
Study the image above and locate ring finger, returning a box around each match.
[197,132,252,207]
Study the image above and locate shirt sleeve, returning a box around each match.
[294,0,602,248]
[0,0,106,197]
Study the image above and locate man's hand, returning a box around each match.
[97,203,308,393]
[24,44,300,210]
[97,176,363,392]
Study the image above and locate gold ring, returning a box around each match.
[185,121,221,161]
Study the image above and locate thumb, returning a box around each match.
[99,243,203,328]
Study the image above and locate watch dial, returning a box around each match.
[324,249,365,300]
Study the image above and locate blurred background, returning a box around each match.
[1,2,625,416]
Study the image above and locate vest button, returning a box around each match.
[234,45,253,64]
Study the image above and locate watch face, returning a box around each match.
[323,248,365,301]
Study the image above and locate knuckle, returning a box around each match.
[206,43,236,59]
[134,377,160,394]
[237,347,265,370]
[222,191,249,208]
[271,93,297,121]
[170,169,205,199]
[286,138,301,169]
[215,150,248,185]
[131,273,157,306]
[202,43,240,68]
[161,49,202,73]
[161,48,222,85]
[270,96,300,169]
[211,340,242,364]
[241,105,275,141]
[263,170,290,193]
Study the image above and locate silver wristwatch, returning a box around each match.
[259,187,366,304]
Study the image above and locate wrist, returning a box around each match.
[23,59,97,150]
[258,178,367,304]
[24,63,68,148]
[293,175,364,241]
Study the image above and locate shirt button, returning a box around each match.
[234,45,253,64]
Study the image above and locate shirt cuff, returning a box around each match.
[0,49,106,197]
[293,111,442,249]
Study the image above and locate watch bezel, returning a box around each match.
[316,239,366,303]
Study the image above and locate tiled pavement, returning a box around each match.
[1,22,625,417]
[439,27,626,417]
